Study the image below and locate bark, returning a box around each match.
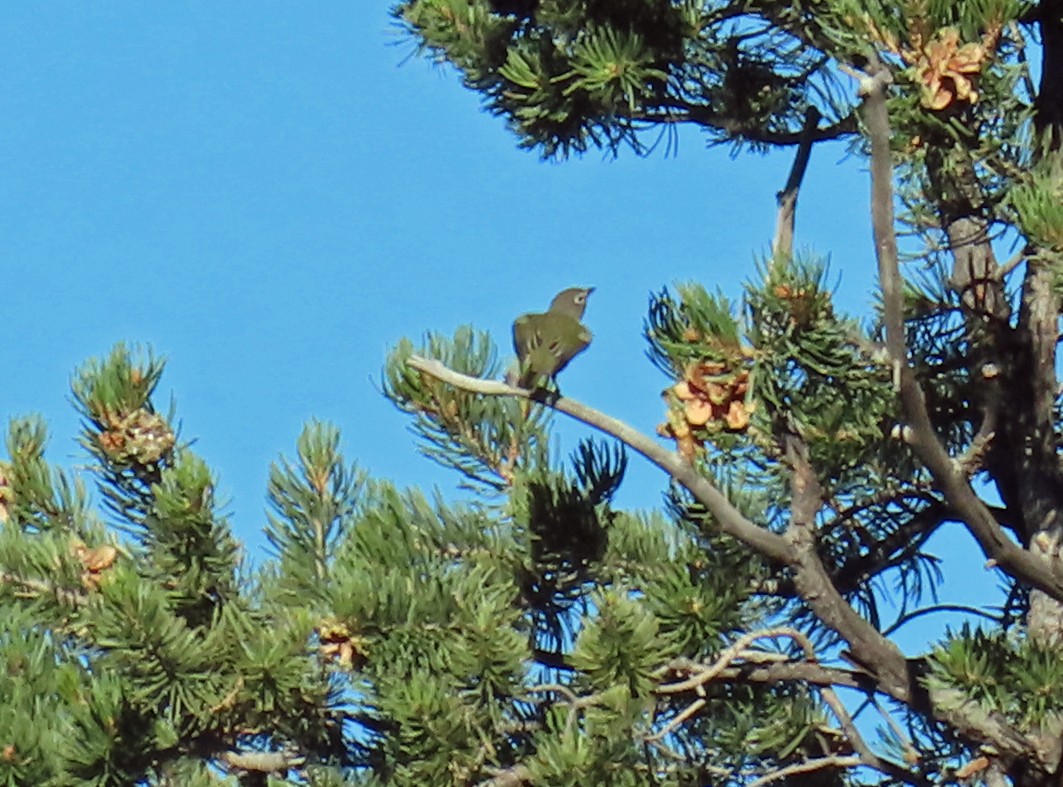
[1018,9,1063,775]
[1036,0,1063,151]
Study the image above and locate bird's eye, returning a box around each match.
[576,294,586,304]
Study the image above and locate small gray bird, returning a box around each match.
[511,287,594,390]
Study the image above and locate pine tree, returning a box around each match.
[380,0,1063,785]
[5,2,1063,786]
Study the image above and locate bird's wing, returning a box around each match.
[513,313,591,387]
[512,313,546,387]
[513,314,538,357]
[548,321,591,375]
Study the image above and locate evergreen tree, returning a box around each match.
[381,0,1063,785]
[4,2,1063,787]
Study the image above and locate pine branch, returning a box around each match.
[525,629,915,785]
[656,626,919,784]
[823,499,949,597]
[651,100,858,145]
[405,355,1040,761]
[0,570,88,607]
[404,356,792,563]
[403,363,905,676]
[861,61,1063,602]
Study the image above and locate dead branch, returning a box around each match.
[656,627,816,695]
[773,106,821,258]
[746,755,862,787]
[219,749,302,773]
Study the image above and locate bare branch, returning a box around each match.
[477,764,532,787]
[656,627,815,695]
[820,683,918,783]
[653,625,918,782]
[406,356,793,563]
[711,661,868,690]
[773,106,821,258]
[780,443,920,783]
[746,755,862,787]
[645,698,707,742]
[218,749,302,774]
[780,439,912,704]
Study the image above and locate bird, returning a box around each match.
[510,287,594,390]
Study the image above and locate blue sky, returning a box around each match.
[1,3,997,646]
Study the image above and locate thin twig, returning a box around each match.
[657,627,815,694]
[882,603,1000,637]
[746,755,862,787]
[645,698,707,742]
[871,697,921,765]
[525,683,579,704]
[525,682,595,735]
[820,685,915,782]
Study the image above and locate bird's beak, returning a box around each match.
[586,287,596,295]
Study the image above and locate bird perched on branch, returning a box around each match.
[509,287,594,391]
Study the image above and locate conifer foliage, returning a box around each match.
[5,1,1063,786]
[382,0,1063,785]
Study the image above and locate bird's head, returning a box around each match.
[549,286,595,319]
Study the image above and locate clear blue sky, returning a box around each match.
[1,3,996,647]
